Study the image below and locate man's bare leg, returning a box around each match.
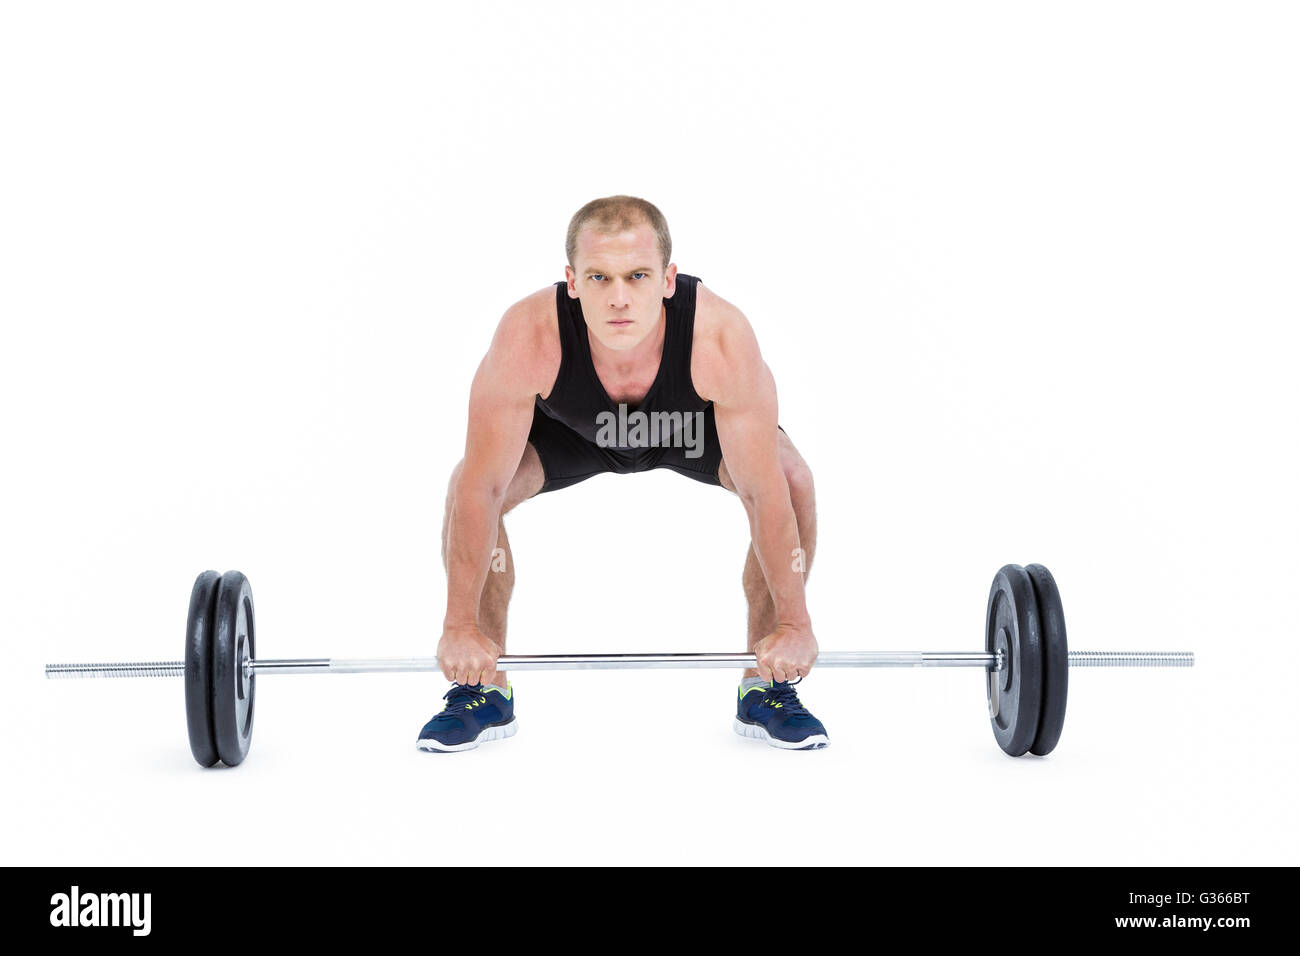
[718,430,817,679]
[441,442,545,687]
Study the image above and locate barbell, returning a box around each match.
[44,562,1193,766]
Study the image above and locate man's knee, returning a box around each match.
[444,460,465,516]
[443,445,543,526]
[503,443,545,512]
[784,459,815,509]
[441,460,465,561]
[783,458,816,570]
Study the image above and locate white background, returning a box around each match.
[2,1,1296,866]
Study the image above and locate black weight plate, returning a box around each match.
[985,564,1043,756]
[213,570,256,767]
[1027,563,1068,756]
[184,570,222,768]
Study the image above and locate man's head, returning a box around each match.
[564,195,678,353]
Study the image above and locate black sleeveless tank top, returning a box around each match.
[534,274,710,448]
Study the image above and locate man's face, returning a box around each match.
[565,221,677,353]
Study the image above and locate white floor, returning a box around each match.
[13,643,1286,866]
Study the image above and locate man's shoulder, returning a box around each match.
[691,279,752,346]
[496,284,559,343]
[689,279,762,401]
[487,285,561,393]
[503,283,559,323]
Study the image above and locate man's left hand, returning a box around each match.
[752,621,818,683]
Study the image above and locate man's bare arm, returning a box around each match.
[696,291,815,679]
[441,297,556,683]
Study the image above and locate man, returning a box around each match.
[418,196,825,752]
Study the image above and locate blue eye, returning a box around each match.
[632,272,646,280]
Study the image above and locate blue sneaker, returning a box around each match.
[417,683,517,753]
[734,679,829,750]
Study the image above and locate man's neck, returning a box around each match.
[587,304,667,380]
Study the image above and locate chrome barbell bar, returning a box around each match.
[44,649,1194,679]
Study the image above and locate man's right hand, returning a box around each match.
[438,623,501,686]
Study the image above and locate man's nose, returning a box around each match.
[608,278,632,308]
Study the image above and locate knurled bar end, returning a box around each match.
[44,661,185,679]
[1066,651,1195,667]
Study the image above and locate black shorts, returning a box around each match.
[528,404,726,494]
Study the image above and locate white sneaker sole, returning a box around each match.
[733,717,829,750]
[417,718,518,753]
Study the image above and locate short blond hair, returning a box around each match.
[566,195,672,273]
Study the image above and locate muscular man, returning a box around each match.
[417,196,825,752]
